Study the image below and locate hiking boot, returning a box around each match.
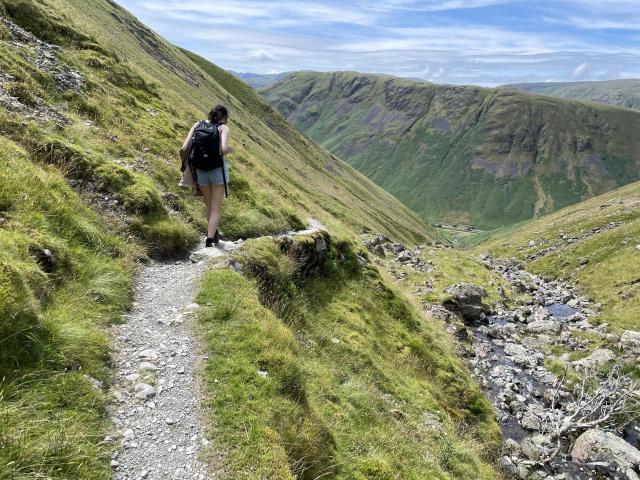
[205,237,215,248]
[212,229,221,245]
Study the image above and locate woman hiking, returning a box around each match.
[179,105,232,247]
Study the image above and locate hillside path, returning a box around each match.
[109,220,325,480]
[108,240,238,480]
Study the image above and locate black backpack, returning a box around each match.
[188,121,227,196]
[188,121,223,170]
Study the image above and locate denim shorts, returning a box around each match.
[196,159,229,186]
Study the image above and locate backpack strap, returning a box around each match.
[221,159,228,198]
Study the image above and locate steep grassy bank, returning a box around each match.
[0,137,138,478]
[262,71,640,228]
[475,180,640,331]
[196,232,501,479]
[0,1,440,477]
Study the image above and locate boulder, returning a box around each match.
[279,230,329,277]
[189,246,227,262]
[397,251,414,263]
[520,435,552,461]
[525,320,561,335]
[572,429,640,471]
[504,343,536,367]
[621,331,640,356]
[365,235,387,250]
[133,383,155,400]
[520,403,545,431]
[487,323,517,339]
[390,243,405,253]
[442,283,489,321]
[572,348,616,370]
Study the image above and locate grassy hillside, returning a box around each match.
[262,71,640,229]
[475,180,640,331]
[504,79,640,111]
[197,233,501,479]
[0,1,507,479]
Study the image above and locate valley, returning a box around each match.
[0,1,638,480]
[261,71,640,229]
[374,180,640,478]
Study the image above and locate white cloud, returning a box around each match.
[547,15,640,30]
[572,61,588,78]
[247,49,275,61]
[139,0,376,26]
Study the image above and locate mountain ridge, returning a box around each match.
[503,79,640,111]
[262,70,640,228]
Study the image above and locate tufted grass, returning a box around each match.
[0,139,136,479]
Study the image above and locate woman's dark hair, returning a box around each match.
[209,105,228,124]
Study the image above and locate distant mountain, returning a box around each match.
[262,71,640,228]
[232,70,431,89]
[503,79,640,111]
[229,71,291,88]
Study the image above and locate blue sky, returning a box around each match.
[116,0,640,86]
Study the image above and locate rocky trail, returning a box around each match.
[108,241,236,480]
[367,237,640,480]
[107,221,325,480]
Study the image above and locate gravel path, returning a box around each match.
[109,240,240,480]
[109,221,324,479]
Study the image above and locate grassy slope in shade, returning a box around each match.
[197,234,500,479]
[504,79,640,111]
[475,180,640,331]
[0,0,439,478]
[262,71,640,228]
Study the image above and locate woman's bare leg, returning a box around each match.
[206,184,225,238]
[200,185,213,237]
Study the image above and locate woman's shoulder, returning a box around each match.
[218,123,230,131]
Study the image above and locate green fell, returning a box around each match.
[504,79,640,111]
[261,71,640,229]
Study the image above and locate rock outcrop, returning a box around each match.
[442,283,489,321]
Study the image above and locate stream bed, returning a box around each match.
[459,256,639,480]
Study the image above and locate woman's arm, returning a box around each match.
[179,123,197,170]
[219,124,232,154]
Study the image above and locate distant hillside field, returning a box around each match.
[262,71,640,229]
[504,79,640,111]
